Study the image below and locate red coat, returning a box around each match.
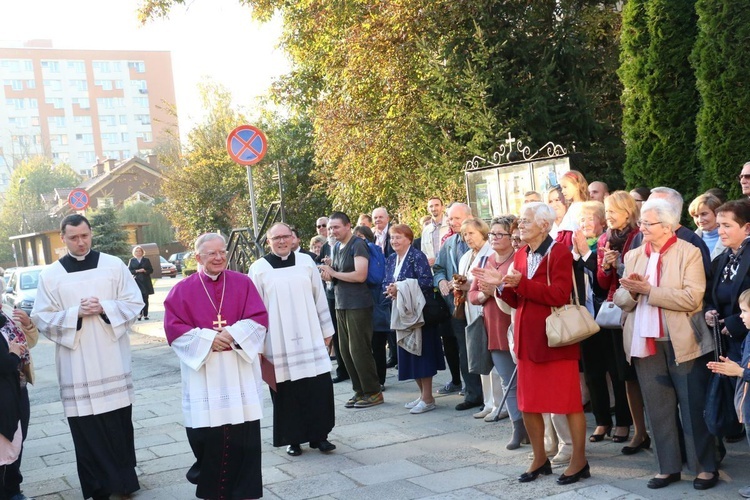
[500,242,578,363]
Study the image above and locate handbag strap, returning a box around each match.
[546,248,582,308]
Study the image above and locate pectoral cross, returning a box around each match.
[213,314,227,330]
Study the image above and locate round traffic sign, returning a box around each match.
[226,125,268,166]
[68,188,90,210]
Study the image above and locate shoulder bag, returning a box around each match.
[595,274,623,329]
[545,254,600,347]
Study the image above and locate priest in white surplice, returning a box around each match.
[164,233,268,500]
[31,214,144,500]
[249,222,336,457]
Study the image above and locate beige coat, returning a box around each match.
[2,304,38,385]
[614,239,709,364]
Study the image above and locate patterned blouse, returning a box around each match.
[382,246,434,296]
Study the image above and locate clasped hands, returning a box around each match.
[78,296,104,317]
[619,273,651,297]
[212,327,235,352]
[8,340,28,358]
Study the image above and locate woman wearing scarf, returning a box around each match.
[0,305,37,500]
[597,191,649,454]
[614,198,717,491]
[574,201,632,446]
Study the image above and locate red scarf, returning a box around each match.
[441,227,455,246]
[642,234,678,355]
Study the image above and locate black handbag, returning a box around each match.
[704,321,742,436]
[423,288,450,326]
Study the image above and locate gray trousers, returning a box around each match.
[490,350,520,421]
[336,307,381,396]
[634,342,716,474]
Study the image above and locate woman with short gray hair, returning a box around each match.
[475,202,589,485]
[614,198,717,490]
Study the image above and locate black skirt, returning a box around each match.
[271,372,335,447]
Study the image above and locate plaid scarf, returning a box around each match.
[0,312,29,366]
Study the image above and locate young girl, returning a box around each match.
[707,288,750,498]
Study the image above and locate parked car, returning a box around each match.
[168,252,185,272]
[3,265,45,316]
[182,252,198,276]
[160,256,177,278]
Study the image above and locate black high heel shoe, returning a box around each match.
[518,459,552,483]
[612,426,630,443]
[589,425,612,442]
[621,434,651,455]
[557,461,591,485]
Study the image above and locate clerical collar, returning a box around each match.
[273,251,292,260]
[202,270,223,282]
[68,249,91,261]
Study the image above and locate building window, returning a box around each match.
[121,132,129,142]
[94,79,113,90]
[30,116,39,126]
[50,134,69,146]
[43,79,63,91]
[72,97,90,109]
[119,115,128,125]
[4,79,23,90]
[115,80,124,89]
[99,115,116,127]
[131,80,147,91]
[48,116,66,128]
[133,97,149,108]
[67,60,86,73]
[97,197,114,208]
[45,98,64,109]
[73,115,92,126]
[76,133,94,145]
[101,133,118,144]
[70,79,88,91]
[135,114,151,125]
[136,131,153,142]
[6,98,37,110]
[77,151,96,163]
[26,79,36,89]
[97,97,114,109]
[128,61,146,73]
[121,150,131,158]
[92,61,111,73]
[8,117,28,127]
[41,60,60,73]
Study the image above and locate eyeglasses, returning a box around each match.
[200,250,228,259]
[269,234,293,242]
[740,174,750,181]
[316,224,327,228]
[511,236,522,243]
[489,232,511,239]
[638,220,662,228]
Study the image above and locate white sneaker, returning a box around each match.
[484,408,509,422]
[473,407,492,419]
[551,451,571,465]
[404,398,422,409]
[410,401,436,414]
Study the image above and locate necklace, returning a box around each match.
[198,272,227,329]
[495,249,514,267]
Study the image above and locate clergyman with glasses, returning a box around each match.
[164,232,270,500]
[249,222,336,457]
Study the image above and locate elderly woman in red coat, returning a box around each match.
[498,202,589,485]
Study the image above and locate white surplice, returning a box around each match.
[248,253,333,383]
[32,252,144,417]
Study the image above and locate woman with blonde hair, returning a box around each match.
[128,245,154,320]
[555,170,590,247]
[688,193,725,260]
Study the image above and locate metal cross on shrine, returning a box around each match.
[505,132,516,148]
[213,314,227,330]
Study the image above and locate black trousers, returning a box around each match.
[372,331,388,384]
[440,319,461,386]
[1,385,29,498]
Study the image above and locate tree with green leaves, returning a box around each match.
[90,206,131,262]
[119,201,175,247]
[620,0,701,202]
[0,156,80,263]
[692,0,750,198]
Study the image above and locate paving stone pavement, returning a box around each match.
[17,276,750,499]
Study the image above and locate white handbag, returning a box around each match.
[595,277,623,329]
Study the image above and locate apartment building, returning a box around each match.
[0,40,177,189]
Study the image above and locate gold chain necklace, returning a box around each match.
[198,272,227,329]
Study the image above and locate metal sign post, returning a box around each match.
[226,125,268,237]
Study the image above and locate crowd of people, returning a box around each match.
[304,163,750,495]
[6,162,750,499]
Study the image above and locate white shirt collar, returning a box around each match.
[68,249,91,261]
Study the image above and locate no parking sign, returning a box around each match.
[226,125,268,166]
[68,188,90,210]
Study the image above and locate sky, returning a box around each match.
[0,0,289,139]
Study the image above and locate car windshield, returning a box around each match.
[160,256,169,264]
[19,269,41,290]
